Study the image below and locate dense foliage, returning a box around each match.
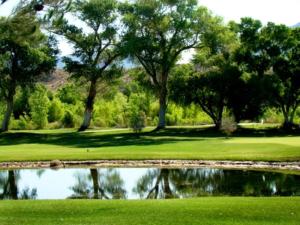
[0,0,299,131]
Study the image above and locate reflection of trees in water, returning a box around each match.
[133,168,224,199]
[69,169,126,199]
[134,168,300,199]
[1,168,299,200]
[0,170,37,200]
[217,170,300,196]
[133,169,183,199]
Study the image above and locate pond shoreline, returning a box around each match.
[0,160,300,171]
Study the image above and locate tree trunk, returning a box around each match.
[156,84,168,130]
[90,169,99,199]
[282,105,298,129]
[282,105,294,130]
[214,105,224,130]
[1,91,15,132]
[214,119,222,130]
[78,80,97,132]
[289,106,297,127]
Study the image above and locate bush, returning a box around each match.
[9,115,34,130]
[127,94,147,132]
[29,85,50,129]
[129,110,146,133]
[221,116,237,137]
[13,87,31,119]
[62,110,75,128]
[166,103,183,125]
[93,93,128,128]
[57,84,81,105]
[48,98,64,122]
[263,108,282,124]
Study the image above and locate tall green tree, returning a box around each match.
[235,19,300,128]
[169,24,242,129]
[121,0,215,130]
[0,13,56,132]
[55,0,123,131]
[263,24,300,129]
[234,18,270,78]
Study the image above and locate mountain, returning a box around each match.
[40,69,70,91]
[292,22,300,28]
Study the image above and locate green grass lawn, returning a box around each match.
[0,198,299,225]
[0,126,300,162]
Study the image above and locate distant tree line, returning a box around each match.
[0,0,299,132]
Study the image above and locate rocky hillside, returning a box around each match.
[40,69,70,91]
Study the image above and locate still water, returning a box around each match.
[0,168,299,200]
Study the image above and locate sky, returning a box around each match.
[1,0,299,25]
[0,0,299,59]
[199,0,300,26]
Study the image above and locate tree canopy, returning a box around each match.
[0,12,56,131]
[121,0,217,129]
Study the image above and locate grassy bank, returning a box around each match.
[0,197,299,225]
[0,127,300,162]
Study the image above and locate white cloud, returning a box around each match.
[0,0,19,17]
[198,0,300,26]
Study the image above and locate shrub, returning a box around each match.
[62,110,75,128]
[9,115,34,130]
[29,85,50,129]
[93,93,128,128]
[48,98,64,122]
[263,108,283,124]
[221,116,237,137]
[166,103,183,125]
[13,87,31,119]
[129,110,146,133]
[127,93,148,132]
[57,84,81,105]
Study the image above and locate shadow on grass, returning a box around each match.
[0,127,299,149]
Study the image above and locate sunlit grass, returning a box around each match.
[0,126,299,162]
[0,198,299,225]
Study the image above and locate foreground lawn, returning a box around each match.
[0,127,300,162]
[0,198,299,225]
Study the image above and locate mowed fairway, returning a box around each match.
[0,127,300,162]
[0,198,299,225]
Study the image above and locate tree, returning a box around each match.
[234,18,270,78]
[235,19,300,128]
[170,63,242,129]
[0,13,56,132]
[262,24,300,129]
[0,0,69,13]
[121,0,215,130]
[169,24,243,129]
[55,0,123,131]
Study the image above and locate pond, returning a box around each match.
[0,168,299,200]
